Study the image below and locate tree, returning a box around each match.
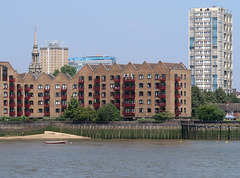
[152,111,173,122]
[95,103,121,123]
[75,106,96,121]
[63,97,79,119]
[60,65,76,77]
[53,69,60,77]
[215,87,229,103]
[191,86,206,117]
[196,104,225,121]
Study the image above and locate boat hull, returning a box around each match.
[44,140,67,144]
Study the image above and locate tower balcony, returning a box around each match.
[93,103,100,107]
[78,79,84,83]
[9,87,15,91]
[9,78,15,83]
[160,77,166,82]
[78,87,84,91]
[93,95,100,99]
[122,94,135,99]
[123,78,135,82]
[175,110,181,115]
[25,87,30,91]
[175,102,181,107]
[175,77,181,82]
[122,86,135,90]
[17,87,23,91]
[44,112,50,116]
[113,95,120,99]
[175,85,181,90]
[17,111,23,116]
[44,95,50,100]
[61,95,67,100]
[159,94,166,98]
[114,78,120,83]
[159,86,166,90]
[114,86,120,90]
[17,103,23,107]
[122,111,135,116]
[94,78,100,83]
[78,96,84,99]
[9,111,15,116]
[44,103,50,108]
[9,103,15,107]
[25,95,31,100]
[93,87,100,91]
[122,103,135,107]
[9,95,15,99]
[17,95,23,99]
[25,111,30,116]
[175,94,181,98]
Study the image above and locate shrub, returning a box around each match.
[152,111,173,121]
[138,117,156,123]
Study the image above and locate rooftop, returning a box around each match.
[40,40,68,48]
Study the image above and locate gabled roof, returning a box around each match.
[118,64,127,70]
[148,63,157,69]
[163,63,186,70]
[88,64,98,71]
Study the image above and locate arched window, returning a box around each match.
[45,84,50,89]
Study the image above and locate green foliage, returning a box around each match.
[53,69,60,77]
[196,104,226,121]
[0,116,8,122]
[191,86,206,117]
[152,111,173,121]
[215,87,229,103]
[95,103,121,122]
[63,97,79,119]
[75,106,96,121]
[60,65,76,77]
[137,117,156,123]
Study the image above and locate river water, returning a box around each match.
[1,139,240,178]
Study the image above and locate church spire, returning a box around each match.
[32,26,39,54]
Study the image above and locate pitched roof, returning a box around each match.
[163,63,186,70]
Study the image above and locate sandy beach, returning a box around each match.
[0,131,91,140]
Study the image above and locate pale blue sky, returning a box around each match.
[0,0,239,90]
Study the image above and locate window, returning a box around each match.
[38,92,43,97]
[110,84,114,88]
[184,108,186,113]
[89,76,92,81]
[147,100,151,105]
[184,74,186,79]
[139,83,143,88]
[139,100,143,104]
[139,74,143,79]
[184,83,186,88]
[184,100,186,104]
[38,100,43,105]
[110,92,114,96]
[147,108,151,113]
[3,108,7,114]
[89,92,92,97]
[72,84,77,89]
[102,92,106,98]
[62,84,67,89]
[110,75,114,80]
[155,74,159,80]
[30,109,33,113]
[184,91,186,96]
[3,83,7,89]
[4,92,8,98]
[38,85,43,89]
[55,84,60,89]
[88,84,92,89]
[139,91,143,96]
[30,101,34,105]
[102,76,106,82]
[38,109,43,113]
[30,85,34,89]
[139,108,143,113]
[89,100,92,105]
[72,92,77,97]
[147,74,151,79]
[56,100,60,105]
[147,83,151,88]
[155,91,159,97]
[56,109,60,113]
[56,92,60,97]
[147,91,151,96]
[30,92,34,97]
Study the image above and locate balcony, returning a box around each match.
[25,95,31,100]
[9,78,15,83]
[25,87,30,91]
[4,103,8,106]
[17,95,23,99]
[44,95,50,100]
[175,102,181,107]
[155,94,159,97]
[25,111,30,116]
[61,95,67,100]
[159,102,166,107]
[9,111,15,116]
[79,103,84,107]
[25,103,31,107]
[114,103,120,107]
[17,87,23,91]
[44,112,50,116]
[102,87,106,90]
[3,78,7,81]
[9,103,15,107]
[93,95,100,99]
[17,111,23,116]
[122,103,135,107]
[93,87,100,91]
[123,78,135,82]
[175,110,181,115]
[159,94,166,98]
[78,96,84,99]
[61,88,67,92]
[113,95,120,99]
[3,86,8,90]
[122,86,135,90]
[175,94,181,98]
[17,103,23,107]
[175,85,181,90]
[114,86,120,90]
[93,103,100,107]
[159,86,166,90]
[44,88,50,92]
[61,104,67,108]
[122,94,135,99]
[78,87,84,91]
[155,103,160,106]
[94,78,100,83]
[78,79,84,83]
[155,86,160,89]
[175,77,181,82]
[9,95,15,99]
[102,95,106,98]
[44,103,50,107]
[122,111,135,116]
[114,78,120,83]
[9,87,15,91]
[160,77,166,82]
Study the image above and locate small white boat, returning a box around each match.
[44,140,67,144]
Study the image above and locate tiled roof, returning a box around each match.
[163,63,186,70]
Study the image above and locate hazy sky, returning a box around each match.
[0,0,239,90]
